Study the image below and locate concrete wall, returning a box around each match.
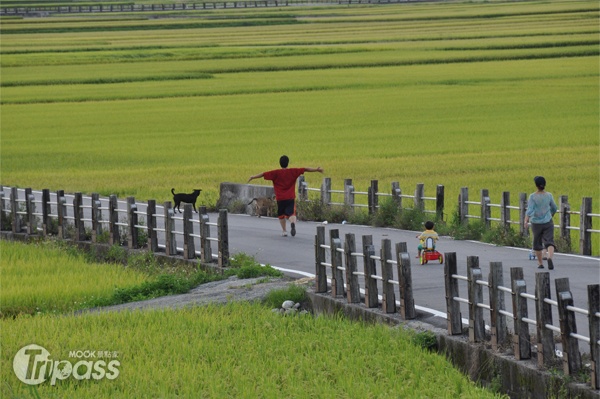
[218,182,274,215]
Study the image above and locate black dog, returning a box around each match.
[171,188,202,213]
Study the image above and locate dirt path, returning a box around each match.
[85,276,308,313]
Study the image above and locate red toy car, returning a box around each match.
[419,237,443,265]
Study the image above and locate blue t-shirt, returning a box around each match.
[526,192,557,224]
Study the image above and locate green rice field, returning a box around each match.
[3,1,596,396]
[0,241,508,398]
[2,301,507,398]
[0,0,597,211]
[0,240,151,316]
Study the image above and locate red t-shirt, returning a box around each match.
[263,168,306,201]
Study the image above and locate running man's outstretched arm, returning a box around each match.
[247,172,264,183]
[304,167,324,173]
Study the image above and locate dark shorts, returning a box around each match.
[277,199,296,219]
[531,221,555,251]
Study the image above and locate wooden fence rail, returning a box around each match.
[298,177,597,256]
[0,186,229,267]
[314,224,600,390]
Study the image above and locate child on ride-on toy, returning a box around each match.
[416,221,439,259]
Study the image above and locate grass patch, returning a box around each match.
[262,284,307,308]
[0,240,149,317]
[225,252,283,279]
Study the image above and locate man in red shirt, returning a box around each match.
[248,155,323,237]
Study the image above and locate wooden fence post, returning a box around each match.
[321,177,331,207]
[436,184,444,221]
[500,191,510,231]
[11,187,20,233]
[511,267,530,360]
[199,212,211,262]
[344,179,354,208]
[459,187,468,225]
[127,196,138,249]
[489,261,507,351]
[25,188,36,235]
[91,193,101,242]
[344,233,360,303]
[535,272,555,368]
[381,239,395,314]
[315,225,327,293]
[108,195,119,245]
[56,190,65,239]
[444,252,462,335]
[559,195,570,250]
[467,256,485,343]
[588,284,600,389]
[556,278,582,375]
[183,204,195,259]
[368,180,378,215]
[391,182,401,209]
[73,192,84,241]
[330,230,344,298]
[0,187,6,232]
[519,192,528,237]
[41,189,51,236]
[414,183,424,211]
[481,189,490,229]
[396,242,415,319]
[580,197,592,256]
[147,200,158,252]
[218,209,229,267]
[362,235,378,308]
[164,201,176,256]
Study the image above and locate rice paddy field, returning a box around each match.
[0,0,598,210]
[0,1,597,396]
[1,241,508,398]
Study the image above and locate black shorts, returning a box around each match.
[277,199,296,219]
[531,221,555,251]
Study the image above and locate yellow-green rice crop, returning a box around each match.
[1,302,508,398]
[0,241,149,316]
[0,0,598,213]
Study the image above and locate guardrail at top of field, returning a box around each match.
[0,0,418,14]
